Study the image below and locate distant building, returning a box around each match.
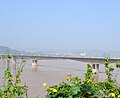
[80,53,86,57]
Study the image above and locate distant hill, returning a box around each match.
[0,46,30,55]
[0,46,120,57]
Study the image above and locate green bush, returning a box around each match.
[44,58,120,98]
[0,55,28,98]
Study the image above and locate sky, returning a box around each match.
[0,0,120,51]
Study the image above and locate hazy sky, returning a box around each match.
[0,0,120,51]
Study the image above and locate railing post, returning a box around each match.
[32,59,37,72]
[92,64,99,82]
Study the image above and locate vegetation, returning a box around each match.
[44,58,120,98]
[0,55,28,98]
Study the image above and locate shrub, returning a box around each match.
[0,55,28,98]
[44,58,120,98]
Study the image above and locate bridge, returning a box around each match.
[0,54,119,62]
[0,54,120,81]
